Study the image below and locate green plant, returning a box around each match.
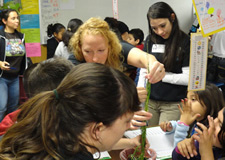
[130,64,151,160]
[0,1,21,13]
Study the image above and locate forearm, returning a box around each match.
[112,138,134,150]
[162,67,189,86]
[127,48,157,69]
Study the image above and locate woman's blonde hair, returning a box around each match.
[69,17,122,70]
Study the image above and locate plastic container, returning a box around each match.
[120,148,157,160]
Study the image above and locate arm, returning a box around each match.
[112,135,150,150]
[162,67,189,86]
[127,47,165,84]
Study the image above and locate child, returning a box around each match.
[160,82,225,147]
[127,28,144,50]
[0,63,145,159]
[0,58,74,136]
[55,18,83,59]
[172,108,225,160]
[47,23,65,59]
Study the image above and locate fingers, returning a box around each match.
[137,87,147,103]
[177,142,191,158]
[178,104,183,114]
[133,110,152,121]
[145,61,165,84]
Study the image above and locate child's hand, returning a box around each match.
[179,98,201,125]
[160,121,172,132]
[192,116,214,159]
[177,137,198,159]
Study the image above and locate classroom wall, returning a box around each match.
[55,0,193,38]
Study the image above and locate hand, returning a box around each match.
[179,99,201,125]
[0,61,10,71]
[130,135,150,150]
[130,110,152,130]
[145,61,165,84]
[160,121,173,132]
[137,87,147,103]
[192,116,214,159]
[177,137,198,159]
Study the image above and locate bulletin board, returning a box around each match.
[193,0,225,37]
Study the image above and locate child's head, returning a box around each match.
[62,18,83,47]
[187,82,225,123]
[0,63,140,159]
[23,58,74,98]
[47,23,65,41]
[213,107,225,149]
[127,28,144,46]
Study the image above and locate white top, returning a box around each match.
[210,30,225,58]
[54,41,72,59]
[137,67,189,87]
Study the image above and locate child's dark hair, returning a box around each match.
[218,108,225,150]
[0,9,18,27]
[195,82,225,124]
[129,28,144,45]
[23,58,74,98]
[62,18,83,47]
[47,23,65,37]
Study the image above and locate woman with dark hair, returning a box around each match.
[55,18,83,59]
[0,63,142,160]
[137,2,190,125]
[47,23,65,59]
[0,9,27,121]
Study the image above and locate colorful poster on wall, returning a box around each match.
[20,0,41,57]
[193,0,225,37]
[188,32,208,91]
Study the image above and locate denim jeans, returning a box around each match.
[0,76,19,121]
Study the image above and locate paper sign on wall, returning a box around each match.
[193,0,225,37]
[112,0,118,19]
[188,32,208,91]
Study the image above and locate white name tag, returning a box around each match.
[152,44,165,53]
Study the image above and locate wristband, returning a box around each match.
[178,121,189,126]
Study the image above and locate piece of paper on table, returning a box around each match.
[124,126,174,159]
[93,151,111,160]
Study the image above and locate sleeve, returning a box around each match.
[54,42,63,57]
[137,68,147,88]
[47,38,57,59]
[121,41,135,64]
[173,121,190,147]
[0,110,20,136]
[162,67,189,86]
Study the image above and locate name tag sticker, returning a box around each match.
[152,44,165,53]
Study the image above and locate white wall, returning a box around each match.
[40,0,193,43]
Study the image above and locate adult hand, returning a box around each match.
[0,61,10,71]
[130,135,150,150]
[137,87,147,103]
[130,110,152,130]
[177,137,198,159]
[160,121,173,132]
[179,98,201,126]
[192,116,214,160]
[145,61,165,84]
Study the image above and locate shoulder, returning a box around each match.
[68,54,83,65]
